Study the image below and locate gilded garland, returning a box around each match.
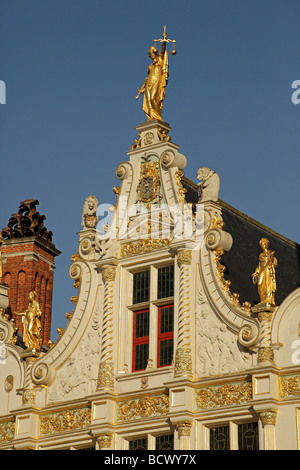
[0,419,15,443]
[196,381,252,409]
[121,238,170,258]
[117,394,169,421]
[280,375,300,398]
[40,407,91,436]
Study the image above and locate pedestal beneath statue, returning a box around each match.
[252,302,276,314]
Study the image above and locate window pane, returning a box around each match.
[133,271,150,304]
[135,343,149,371]
[135,310,149,338]
[159,339,173,367]
[129,438,148,450]
[158,266,174,299]
[160,306,174,334]
[210,426,230,450]
[156,434,174,450]
[238,422,259,450]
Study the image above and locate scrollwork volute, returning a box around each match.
[0,320,14,345]
[31,361,55,386]
[69,261,82,282]
[160,150,187,169]
[116,162,131,181]
[238,322,260,349]
[78,237,94,259]
[205,227,232,252]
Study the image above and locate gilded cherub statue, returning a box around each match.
[15,291,43,350]
[136,26,176,122]
[252,238,277,307]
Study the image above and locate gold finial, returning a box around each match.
[136,26,176,122]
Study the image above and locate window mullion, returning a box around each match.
[149,302,157,368]
[230,422,238,450]
[148,266,157,368]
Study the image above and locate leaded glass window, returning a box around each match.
[156,434,174,450]
[129,438,148,450]
[133,310,149,371]
[238,422,259,450]
[133,270,150,304]
[131,265,174,371]
[157,305,174,367]
[210,425,230,450]
[157,265,174,299]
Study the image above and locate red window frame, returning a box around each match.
[157,304,174,368]
[132,309,149,372]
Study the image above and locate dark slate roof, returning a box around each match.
[182,176,300,307]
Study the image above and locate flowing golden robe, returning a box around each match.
[17,292,42,350]
[137,44,169,121]
[252,239,277,306]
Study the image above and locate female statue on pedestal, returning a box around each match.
[252,238,277,306]
[16,291,43,350]
[136,26,176,122]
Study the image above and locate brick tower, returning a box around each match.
[1,200,60,346]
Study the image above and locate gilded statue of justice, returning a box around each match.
[136,26,176,122]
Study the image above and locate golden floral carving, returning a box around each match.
[176,421,192,437]
[22,389,36,405]
[0,419,15,443]
[214,248,252,312]
[196,381,252,409]
[117,394,169,421]
[177,249,192,267]
[98,432,113,448]
[130,133,142,150]
[279,375,300,398]
[257,346,274,364]
[97,362,114,389]
[175,170,187,204]
[120,238,170,258]
[260,409,277,426]
[175,347,192,375]
[102,266,117,283]
[157,127,171,142]
[39,407,91,436]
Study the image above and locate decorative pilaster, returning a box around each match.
[259,408,277,450]
[97,265,117,389]
[253,308,274,364]
[174,249,192,377]
[176,421,193,450]
[21,355,39,405]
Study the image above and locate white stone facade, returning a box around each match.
[1,120,300,450]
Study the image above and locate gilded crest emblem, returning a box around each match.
[136,155,162,209]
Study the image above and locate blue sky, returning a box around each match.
[1,0,299,340]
